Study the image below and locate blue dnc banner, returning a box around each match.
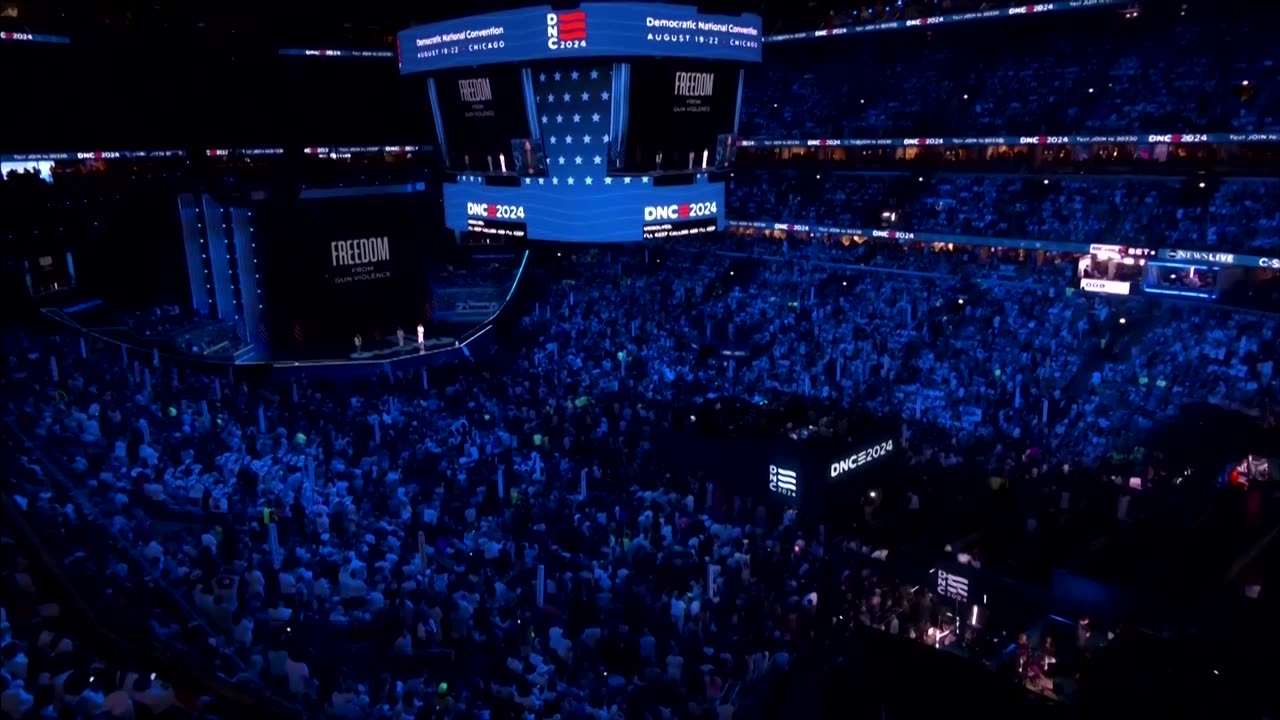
[443,178,725,243]
[398,3,763,74]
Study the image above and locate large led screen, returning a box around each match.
[398,3,762,74]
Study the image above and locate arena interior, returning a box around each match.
[1,0,1279,718]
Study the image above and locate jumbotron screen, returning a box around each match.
[435,57,733,240]
[258,191,433,349]
[398,3,762,73]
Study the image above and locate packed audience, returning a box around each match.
[0,506,209,720]
[727,171,1280,254]
[4,3,1280,716]
[2,231,1276,718]
[1203,181,1280,254]
[741,4,1279,138]
[1082,306,1277,443]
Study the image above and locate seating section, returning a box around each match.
[728,172,1280,254]
[2,1,1280,717]
[740,7,1280,138]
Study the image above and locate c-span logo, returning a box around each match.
[547,10,587,49]
[769,465,798,498]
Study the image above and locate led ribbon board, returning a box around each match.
[444,179,724,243]
[398,3,763,74]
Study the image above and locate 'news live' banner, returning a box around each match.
[398,3,762,74]
[738,132,1280,148]
[444,175,725,243]
[1158,249,1280,270]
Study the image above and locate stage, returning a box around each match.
[37,301,502,379]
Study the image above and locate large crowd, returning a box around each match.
[3,235,1277,718]
[728,171,1280,255]
[740,3,1279,139]
[3,1,1280,718]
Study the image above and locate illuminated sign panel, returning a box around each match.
[399,3,762,73]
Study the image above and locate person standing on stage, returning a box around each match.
[417,324,425,347]
[354,334,362,353]
[397,328,405,348]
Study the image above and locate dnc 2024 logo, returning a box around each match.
[769,465,798,497]
[547,11,587,49]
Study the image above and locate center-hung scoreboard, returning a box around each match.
[398,2,763,242]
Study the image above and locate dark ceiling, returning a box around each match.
[1,0,771,46]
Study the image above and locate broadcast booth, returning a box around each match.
[398,2,763,243]
[658,396,902,519]
[1076,243,1156,297]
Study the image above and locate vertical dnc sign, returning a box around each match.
[936,569,970,603]
[769,465,798,498]
[547,10,588,49]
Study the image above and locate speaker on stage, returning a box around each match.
[510,138,547,176]
[714,134,737,170]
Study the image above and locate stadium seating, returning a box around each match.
[741,6,1280,139]
[727,171,1280,253]
[3,2,1280,718]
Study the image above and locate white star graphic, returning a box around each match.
[558,156,566,165]
[572,113,581,123]
[548,136,557,145]
[593,155,602,165]
[541,115,550,124]
[553,72,561,81]
[538,178,545,185]
[642,177,650,183]
[604,177,613,184]
[570,70,579,80]
[574,156,583,165]
[584,176,593,185]
[583,135,592,143]
[546,94,555,103]
[581,91,590,101]
[564,135,573,144]
[524,177,532,185]
[601,91,610,100]
[591,112,601,122]
[552,177,559,185]
[556,114,563,123]
[567,177,575,185]
[562,92,571,102]
[602,134,610,142]
[539,73,546,82]
[624,177,632,184]
[590,69,599,80]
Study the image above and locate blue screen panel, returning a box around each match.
[443,178,725,243]
[398,3,763,74]
[0,31,71,44]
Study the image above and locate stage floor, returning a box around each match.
[236,331,467,366]
[39,302,490,371]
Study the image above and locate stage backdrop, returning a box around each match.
[259,188,434,351]
[620,60,740,173]
[430,67,533,174]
